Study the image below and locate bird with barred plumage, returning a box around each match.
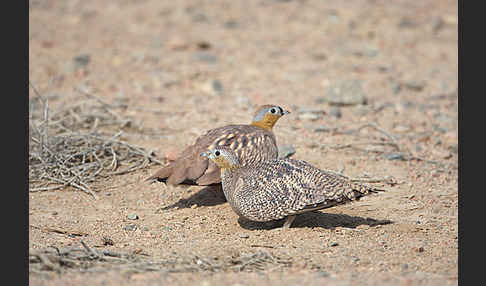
[201,146,385,228]
[146,105,290,186]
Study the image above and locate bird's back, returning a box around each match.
[148,124,279,185]
[222,158,379,222]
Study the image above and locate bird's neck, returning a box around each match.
[251,114,279,131]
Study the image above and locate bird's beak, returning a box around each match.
[200,151,209,158]
[282,110,291,115]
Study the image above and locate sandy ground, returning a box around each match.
[29,0,458,285]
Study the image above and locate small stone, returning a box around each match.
[196,79,223,96]
[325,79,367,106]
[312,53,327,61]
[431,149,452,159]
[384,153,407,161]
[314,126,331,133]
[224,20,239,29]
[296,107,326,115]
[211,80,223,92]
[239,233,249,239]
[398,17,416,29]
[365,48,379,58]
[236,96,251,108]
[393,125,411,133]
[167,37,189,50]
[417,246,425,253]
[430,169,441,178]
[278,145,296,159]
[329,106,342,118]
[447,144,458,154]
[123,224,137,231]
[127,213,139,220]
[73,54,91,69]
[432,17,444,33]
[404,80,426,92]
[391,82,401,94]
[192,13,208,23]
[193,51,218,63]
[329,242,339,247]
[298,113,320,121]
[102,236,114,246]
[317,270,330,277]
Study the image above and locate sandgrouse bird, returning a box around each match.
[146,105,290,186]
[201,146,384,228]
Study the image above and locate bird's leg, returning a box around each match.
[282,215,296,229]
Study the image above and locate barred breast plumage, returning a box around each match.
[202,147,385,228]
[146,105,290,186]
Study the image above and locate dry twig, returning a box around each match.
[29,83,163,197]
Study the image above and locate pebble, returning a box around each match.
[317,270,330,277]
[196,79,223,96]
[324,79,367,106]
[102,236,114,246]
[168,37,189,50]
[431,149,452,159]
[447,144,458,154]
[298,113,320,121]
[296,107,326,115]
[191,13,208,23]
[239,233,249,239]
[393,125,411,133]
[384,153,407,161]
[432,17,444,33]
[236,96,251,109]
[123,223,137,231]
[398,17,417,29]
[404,80,426,92]
[73,53,91,69]
[314,126,331,133]
[391,82,402,94]
[329,242,339,247]
[329,106,342,118]
[127,213,139,220]
[224,20,239,29]
[278,145,296,159]
[193,51,218,63]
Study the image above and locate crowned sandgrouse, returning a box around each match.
[202,146,384,228]
[146,105,290,186]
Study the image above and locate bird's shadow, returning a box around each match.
[237,211,393,230]
[159,184,227,211]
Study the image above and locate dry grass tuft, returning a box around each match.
[29,83,162,198]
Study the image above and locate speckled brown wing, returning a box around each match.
[147,124,279,186]
[222,159,380,222]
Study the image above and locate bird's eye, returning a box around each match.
[215,150,221,156]
[270,108,277,114]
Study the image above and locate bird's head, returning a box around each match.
[250,104,290,131]
[201,147,241,170]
